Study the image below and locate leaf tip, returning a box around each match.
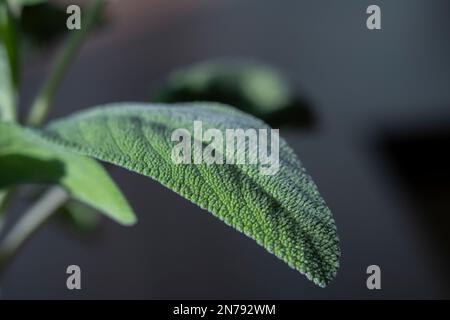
[118,214,138,226]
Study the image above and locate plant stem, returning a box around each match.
[0,188,16,233]
[0,191,8,232]
[7,1,24,17]
[26,0,105,126]
[0,2,19,121]
[0,187,69,274]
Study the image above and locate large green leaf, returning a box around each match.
[0,122,136,225]
[0,1,18,121]
[39,102,339,286]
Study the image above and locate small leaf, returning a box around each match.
[0,2,18,121]
[0,47,14,121]
[0,122,136,225]
[59,200,101,234]
[0,189,7,223]
[155,59,315,128]
[40,103,339,286]
[19,2,67,47]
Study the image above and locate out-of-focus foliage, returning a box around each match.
[155,60,315,128]
[59,200,101,234]
[0,1,18,121]
[17,2,104,55]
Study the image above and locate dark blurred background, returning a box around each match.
[1,0,450,299]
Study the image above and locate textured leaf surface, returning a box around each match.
[0,122,136,225]
[40,102,340,286]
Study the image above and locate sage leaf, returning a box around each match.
[155,60,315,128]
[0,122,136,225]
[41,102,340,286]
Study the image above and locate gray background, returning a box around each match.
[1,0,450,299]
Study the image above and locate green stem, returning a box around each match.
[6,1,22,18]
[26,0,105,126]
[0,188,16,232]
[0,191,8,232]
[0,186,69,275]
[0,2,19,122]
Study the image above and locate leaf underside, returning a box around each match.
[156,59,316,128]
[0,122,136,225]
[36,102,340,286]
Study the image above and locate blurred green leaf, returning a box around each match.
[23,0,46,4]
[0,122,137,226]
[0,190,7,225]
[10,0,47,5]
[59,200,101,234]
[0,1,18,121]
[19,2,106,54]
[155,59,315,128]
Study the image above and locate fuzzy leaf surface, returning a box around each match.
[41,102,340,286]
